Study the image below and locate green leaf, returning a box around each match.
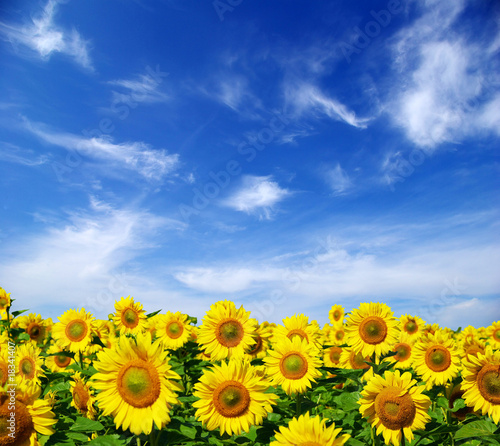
[146,309,162,318]
[87,435,126,446]
[11,309,28,318]
[455,420,497,440]
[451,398,466,412]
[18,332,31,341]
[69,417,104,432]
[66,432,91,442]
[179,424,197,439]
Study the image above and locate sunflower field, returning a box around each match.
[1,286,500,446]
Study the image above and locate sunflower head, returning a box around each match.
[270,412,350,446]
[113,296,147,335]
[462,347,500,424]
[15,313,48,344]
[329,304,345,324]
[412,330,461,389]
[273,314,322,351]
[92,331,182,435]
[263,336,322,395]
[71,371,96,419]
[155,311,191,350]
[345,303,400,359]
[487,321,500,348]
[197,300,257,361]
[359,370,431,446]
[52,308,95,353]
[193,359,278,436]
[0,288,11,312]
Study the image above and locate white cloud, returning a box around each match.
[109,72,169,104]
[172,214,500,327]
[222,175,291,219]
[23,119,180,181]
[387,1,500,148]
[285,82,370,128]
[324,163,352,195]
[0,0,92,69]
[0,142,50,166]
[0,199,185,317]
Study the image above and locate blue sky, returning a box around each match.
[1,0,499,329]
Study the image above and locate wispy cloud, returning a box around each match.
[173,213,500,327]
[0,0,93,70]
[0,142,50,166]
[222,175,291,219]
[108,72,169,104]
[285,82,370,128]
[324,163,352,195]
[387,1,500,148]
[23,119,180,181]
[0,198,185,316]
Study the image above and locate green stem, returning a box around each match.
[400,428,405,446]
[137,437,141,446]
[295,393,302,417]
[79,351,84,370]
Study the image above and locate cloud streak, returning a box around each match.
[23,119,180,181]
[0,0,93,69]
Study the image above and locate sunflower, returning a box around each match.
[271,412,350,446]
[45,344,75,373]
[456,325,481,346]
[461,347,500,424]
[422,323,440,337]
[324,322,346,346]
[359,370,431,446]
[52,308,95,353]
[0,288,11,313]
[463,339,486,360]
[387,332,415,370]
[273,314,322,351]
[446,383,474,421]
[345,303,400,359]
[193,359,278,436]
[338,347,375,382]
[486,321,500,349]
[0,349,8,388]
[155,311,191,350]
[398,314,425,341]
[70,372,97,420]
[0,385,56,446]
[329,305,345,325]
[245,320,273,359]
[324,346,343,368]
[13,314,49,345]
[197,300,257,361]
[91,331,182,435]
[412,330,461,389]
[263,336,322,395]
[15,343,44,392]
[112,296,147,336]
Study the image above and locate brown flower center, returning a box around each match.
[425,346,451,372]
[65,319,88,342]
[215,319,244,348]
[0,397,34,446]
[280,352,308,380]
[287,329,309,342]
[247,334,263,355]
[329,347,342,364]
[213,380,250,418]
[394,343,411,362]
[332,310,342,322]
[359,316,388,345]
[73,381,90,412]
[166,321,183,339]
[404,320,418,334]
[117,359,161,408]
[375,387,416,430]
[121,308,139,329]
[335,330,345,341]
[27,322,45,342]
[20,358,35,379]
[477,364,500,404]
[54,353,71,368]
[0,363,7,387]
[350,351,370,370]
